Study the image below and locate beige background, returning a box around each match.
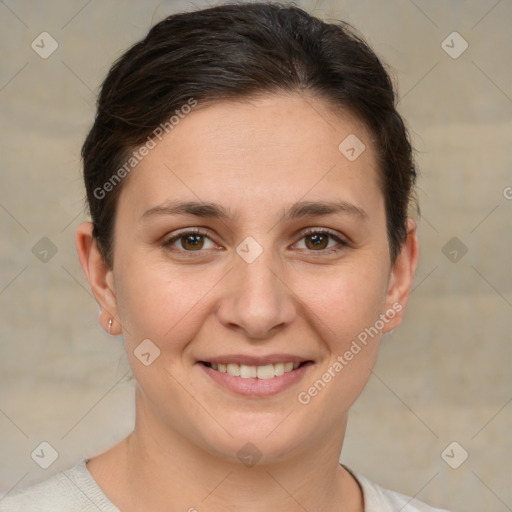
[0,1,511,511]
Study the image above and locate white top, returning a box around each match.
[0,459,454,512]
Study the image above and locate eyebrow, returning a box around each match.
[141,199,368,222]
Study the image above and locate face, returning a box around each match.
[79,93,417,464]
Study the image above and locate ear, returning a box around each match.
[75,222,121,335]
[381,218,419,333]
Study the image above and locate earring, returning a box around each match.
[108,318,113,335]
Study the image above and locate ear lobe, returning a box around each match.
[382,218,419,333]
[75,222,120,333]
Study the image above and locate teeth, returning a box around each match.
[210,361,303,379]
[256,364,274,380]
[226,363,240,376]
[240,364,257,378]
[274,362,284,376]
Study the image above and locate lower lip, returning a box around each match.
[197,363,312,397]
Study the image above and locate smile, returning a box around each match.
[198,359,313,396]
[201,361,308,379]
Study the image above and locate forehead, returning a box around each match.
[119,93,383,221]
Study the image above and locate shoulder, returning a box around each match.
[347,467,455,512]
[0,459,119,512]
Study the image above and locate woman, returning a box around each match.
[0,3,453,511]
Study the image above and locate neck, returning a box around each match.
[88,389,363,512]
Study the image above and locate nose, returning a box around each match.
[215,247,297,340]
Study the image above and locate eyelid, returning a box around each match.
[299,226,347,241]
[163,227,214,241]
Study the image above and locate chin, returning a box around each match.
[194,414,310,466]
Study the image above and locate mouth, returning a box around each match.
[199,360,312,380]
[196,357,314,396]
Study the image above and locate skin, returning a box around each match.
[76,92,419,512]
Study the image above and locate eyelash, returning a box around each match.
[162,228,348,257]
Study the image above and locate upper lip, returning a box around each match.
[198,354,313,366]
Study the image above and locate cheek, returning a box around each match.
[292,265,388,419]
[302,260,390,346]
[113,253,218,353]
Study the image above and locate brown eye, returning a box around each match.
[180,233,205,251]
[304,233,330,251]
[295,229,347,254]
[163,229,216,252]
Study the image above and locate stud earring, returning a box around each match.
[108,318,113,334]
